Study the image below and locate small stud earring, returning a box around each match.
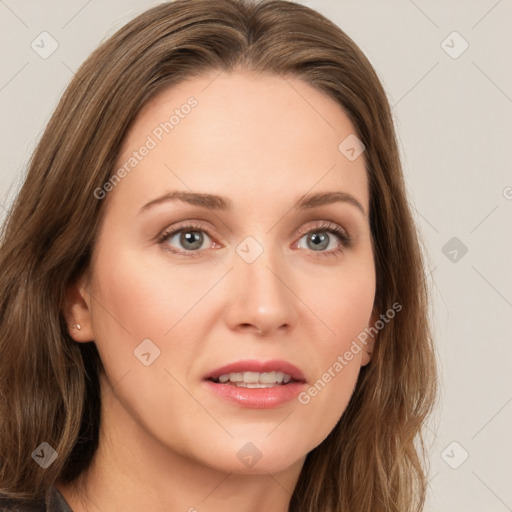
[72,323,82,330]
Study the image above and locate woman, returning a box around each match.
[0,0,437,510]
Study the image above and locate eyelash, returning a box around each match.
[156,221,353,259]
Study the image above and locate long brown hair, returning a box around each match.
[0,0,437,510]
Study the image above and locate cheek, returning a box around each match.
[87,246,208,437]
[306,253,376,348]
[90,245,213,341]
[293,256,375,433]
[86,246,187,389]
[87,242,231,400]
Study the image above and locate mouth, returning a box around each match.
[202,359,307,408]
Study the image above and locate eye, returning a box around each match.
[295,222,353,257]
[157,223,216,257]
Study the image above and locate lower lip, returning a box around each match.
[203,380,306,409]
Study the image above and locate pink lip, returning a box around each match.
[202,359,307,409]
[203,359,306,382]
[203,380,306,409]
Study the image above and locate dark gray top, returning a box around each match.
[0,487,73,512]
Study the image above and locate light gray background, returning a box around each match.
[1,1,511,510]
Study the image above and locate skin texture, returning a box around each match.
[59,71,377,512]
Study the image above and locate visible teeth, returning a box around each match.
[259,371,276,384]
[243,371,259,383]
[214,371,293,386]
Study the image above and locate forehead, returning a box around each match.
[107,70,369,217]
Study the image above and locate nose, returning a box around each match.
[223,245,299,336]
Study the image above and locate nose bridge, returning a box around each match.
[225,234,299,334]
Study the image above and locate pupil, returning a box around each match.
[181,231,203,250]
[309,232,328,251]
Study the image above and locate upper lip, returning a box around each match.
[204,359,306,382]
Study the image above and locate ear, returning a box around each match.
[63,272,95,343]
[360,308,378,367]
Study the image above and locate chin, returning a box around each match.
[198,435,309,476]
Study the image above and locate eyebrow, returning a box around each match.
[139,190,366,216]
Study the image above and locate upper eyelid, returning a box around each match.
[296,221,349,237]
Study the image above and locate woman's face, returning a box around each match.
[75,71,376,475]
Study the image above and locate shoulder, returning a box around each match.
[0,487,72,512]
[0,495,45,511]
